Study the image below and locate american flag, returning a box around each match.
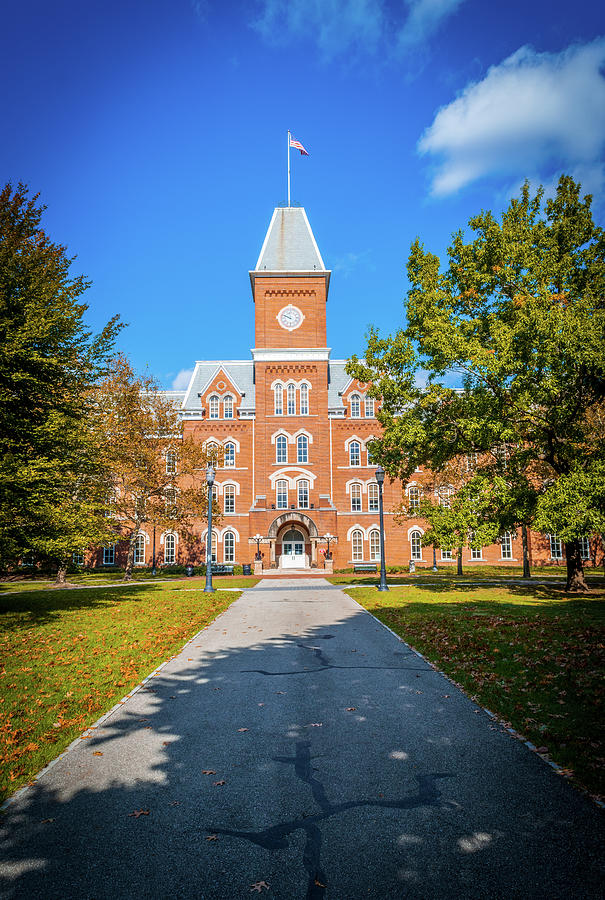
[289,136,309,155]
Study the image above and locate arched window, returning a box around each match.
[165,450,177,475]
[224,531,235,563]
[351,530,363,561]
[276,479,288,509]
[297,434,308,463]
[366,442,374,466]
[369,530,380,561]
[350,483,362,512]
[164,533,176,565]
[368,483,379,511]
[164,486,177,516]
[410,530,422,560]
[224,485,235,514]
[223,395,234,419]
[408,486,420,511]
[276,435,287,463]
[465,452,478,472]
[350,394,361,418]
[274,383,283,416]
[287,384,296,416]
[349,441,361,466]
[206,531,218,563]
[300,383,309,415]
[206,441,219,465]
[365,398,375,418]
[134,534,146,565]
[501,532,513,560]
[224,442,235,467]
[297,479,309,509]
[438,485,453,508]
[208,395,220,419]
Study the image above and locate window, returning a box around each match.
[441,549,452,561]
[438,485,453,508]
[350,394,361,418]
[470,535,482,560]
[224,531,235,563]
[276,480,288,509]
[206,531,217,564]
[72,550,84,566]
[366,442,374,466]
[165,486,177,516]
[349,441,361,466]
[165,450,177,475]
[579,536,590,560]
[209,395,219,419]
[365,398,375,418]
[298,479,309,509]
[164,533,176,565]
[494,444,509,469]
[300,383,309,415]
[287,384,296,415]
[369,530,380,561]
[134,494,146,519]
[501,532,513,560]
[134,534,146,565]
[276,435,287,464]
[465,452,478,473]
[103,544,115,565]
[408,486,421,511]
[352,530,363,562]
[297,434,308,463]
[410,530,422,560]
[549,534,563,560]
[224,485,235,514]
[211,484,218,502]
[223,395,234,419]
[206,441,219,465]
[350,483,362,512]
[368,483,379,511]
[224,442,235,467]
[274,383,283,416]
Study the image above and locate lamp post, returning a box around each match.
[324,532,334,559]
[432,544,438,573]
[375,465,389,591]
[253,533,263,560]
[204,465,216,593]
[152,525,156,576]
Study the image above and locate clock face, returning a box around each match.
[278,305,303,331]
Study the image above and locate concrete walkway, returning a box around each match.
[0,578,602,899]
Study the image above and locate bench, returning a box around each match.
[353,563,377,573]
[211,564,234,576]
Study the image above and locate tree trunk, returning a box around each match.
[565,540,588,592]
[123,530,137,581]
[521,523,531,579]
[54,564,68,586]
[457,547,463,576]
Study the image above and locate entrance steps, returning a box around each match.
[259,568,330,578]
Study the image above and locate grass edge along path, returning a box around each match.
[0,581,242,802]
[347,583,605,802]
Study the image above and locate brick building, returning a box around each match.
[133,206,599,572]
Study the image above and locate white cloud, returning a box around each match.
[172,368,194,390]
[418,38,605,196]
[397,0,466,49]
[251,0,465,60]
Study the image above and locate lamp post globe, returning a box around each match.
[375,465,389,592]
[204,465,216,593]
[253,533,263,560]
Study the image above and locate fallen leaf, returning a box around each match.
[345,707,356,712]
[314,878,327,888]
[274,691,286,695]
[41,818,55,824]
[170,801,181,806]
[250,882,270,893]
[536,746,549,754]
[202,769,216,775]
[258,702,265,707]
[128,809,149,818]
[308,723,323,727]
[206,834,218,841]
[162,741,170,747]
[213,780,226,786]
[237,727,249,733]
[92,751,103,757]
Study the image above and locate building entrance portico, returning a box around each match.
[266,511,320,569]
[281,528,306,568]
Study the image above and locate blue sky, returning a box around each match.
[2,0,604,388]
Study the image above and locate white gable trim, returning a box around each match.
[268,467,317,489]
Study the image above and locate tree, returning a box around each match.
[97,356,215,579]
[0,183,121,572]
[349,176,605,591]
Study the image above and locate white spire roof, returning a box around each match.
[254,207,326,272]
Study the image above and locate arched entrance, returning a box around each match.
[267,512,319,569]
[281,527,306,568]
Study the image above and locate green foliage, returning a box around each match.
[0,183,121,568]
[535,462,605,543]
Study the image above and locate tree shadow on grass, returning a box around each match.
[1,605,604,899]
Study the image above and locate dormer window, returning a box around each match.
[350,394,361,418]
[223,395,234,419]
[209,395,220,419]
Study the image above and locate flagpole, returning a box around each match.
[287,130,291,207]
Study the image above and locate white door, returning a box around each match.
[282,541,305,568]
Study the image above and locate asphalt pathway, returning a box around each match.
[0,578,603,899]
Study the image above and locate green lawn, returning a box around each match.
[0,574,260,593]
[0,581,242,801]
[348,581,605,800]
[328,564,605,587]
